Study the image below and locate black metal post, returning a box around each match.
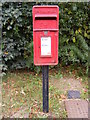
[42,65,49,113]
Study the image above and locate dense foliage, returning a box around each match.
[2,2,89,72]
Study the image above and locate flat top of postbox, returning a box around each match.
[32,5,59,15]
[33,5,59,8]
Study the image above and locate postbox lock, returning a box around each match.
[44,31,48,35]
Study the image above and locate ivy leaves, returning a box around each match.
[2,2,89,71]
[2,3,33,70]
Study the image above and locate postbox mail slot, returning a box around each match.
[35,14,57,18]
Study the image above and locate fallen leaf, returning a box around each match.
[2,104,6,107]
[15,91,18,95]
[11,104,15,108]
[3,82,7,86]
[84,89,87,93]
[60,94,66,99]
[20,89,25,95]
[4,52,8,55]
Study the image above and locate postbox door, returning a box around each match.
[34,31,58,65]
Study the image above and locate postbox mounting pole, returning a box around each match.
[42,65,49,113]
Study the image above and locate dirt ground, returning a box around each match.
[50,77,84,94]
[1,67,88,118]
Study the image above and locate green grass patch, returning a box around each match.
[2,71,67,118]
[2,65,88,118]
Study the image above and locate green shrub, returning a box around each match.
[2,2,89,72]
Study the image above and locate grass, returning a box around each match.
[2,65,88,118]
[2,71,67,118]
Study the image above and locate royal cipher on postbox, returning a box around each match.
[33,5,59,65]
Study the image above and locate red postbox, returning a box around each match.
[33,5,59,65]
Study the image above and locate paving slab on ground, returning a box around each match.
[65,99,88,118]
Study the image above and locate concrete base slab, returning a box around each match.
[65,99,88,118]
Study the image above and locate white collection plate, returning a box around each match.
[41,37,51,56]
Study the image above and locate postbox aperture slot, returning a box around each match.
[35,14,57,19]
[35,17,56,20]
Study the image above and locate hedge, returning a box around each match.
[2,2,90,72]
